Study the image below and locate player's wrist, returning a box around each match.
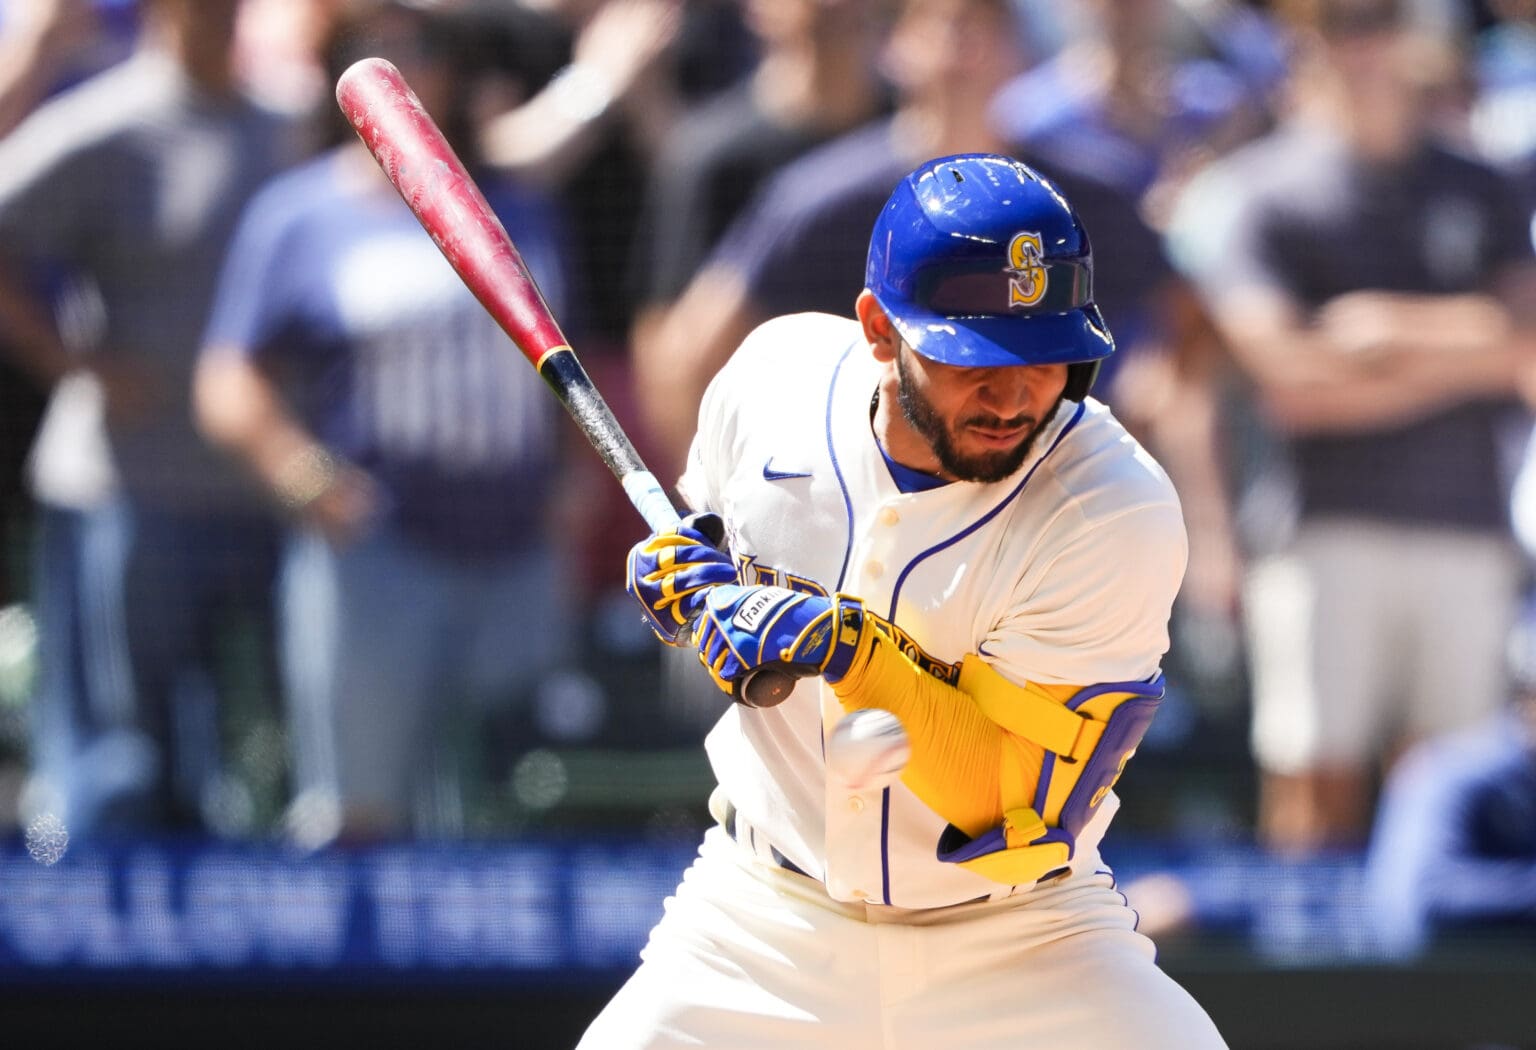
[826,606,893,695]
[547,63,616,124]
[819,594,877,685]
[273,443,338,510]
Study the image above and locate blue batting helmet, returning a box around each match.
[865,154,1114,397]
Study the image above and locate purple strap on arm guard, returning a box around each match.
[936,676,1165,881]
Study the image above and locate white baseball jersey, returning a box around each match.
[677,312,1188,910]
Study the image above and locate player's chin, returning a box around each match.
[948,445,1029,484]
[948,430,1033,483]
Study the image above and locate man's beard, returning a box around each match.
[894,346,1063,484]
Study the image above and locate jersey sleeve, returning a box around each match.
[983,498,1189,687]
[0,107,111,267]
[1164,159,1290,305]
[200,181,301,359]
[705,129,893,320]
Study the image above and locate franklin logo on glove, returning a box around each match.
[732,587,794,632]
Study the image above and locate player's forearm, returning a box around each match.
[0,1,86,138]
[479,66,616,188]
[1262,352,1523,434]
[1213,296,1370,394]
[1330,292,1513,358]
[634,270,762,478]
[833,636,1036,838]
[194,352,329,504]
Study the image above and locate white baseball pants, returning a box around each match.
[577,827,1227,1049]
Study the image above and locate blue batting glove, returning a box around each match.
[692,584,872,695]
[625,512,738,645]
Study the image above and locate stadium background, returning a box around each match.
[0,1,1534,1047]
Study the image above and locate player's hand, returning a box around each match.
[692,584,875,695]
[571,0,681,101]
[625,511,737,645]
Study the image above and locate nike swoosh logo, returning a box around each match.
[762,458,813,482]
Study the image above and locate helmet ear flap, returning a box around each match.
[1065,360,1099,402]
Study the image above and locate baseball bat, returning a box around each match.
[334,57,796,709]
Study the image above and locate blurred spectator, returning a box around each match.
[479,0,687,349]
[635,0,1032,480]
[232,0,349,119]
[0,0,138,138]
[1470,0,1536,168]
[0,2,138,612]
[990,0,1284,221]
[1365,605,1536,957]
[627,0,890,380]
[196,0,578,846]
[0,0,300,838]
[1171,0,1536,854]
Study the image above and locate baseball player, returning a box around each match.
[586,154,1226,1049]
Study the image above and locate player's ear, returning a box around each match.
[857,290,899,363]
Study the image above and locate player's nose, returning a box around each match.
[975,366,1038,415]
[977,364,1067,414]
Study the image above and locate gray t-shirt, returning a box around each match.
[0,52,297,512]
[1179,124,1533,531]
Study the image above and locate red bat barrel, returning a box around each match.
[334,56,568,370]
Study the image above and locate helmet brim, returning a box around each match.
[875,295,1115,369]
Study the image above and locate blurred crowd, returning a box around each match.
[0,0,1533,957]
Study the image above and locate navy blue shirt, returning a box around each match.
[1197,128,1534,529]
[717,120,908,321]
[204,150,571,556]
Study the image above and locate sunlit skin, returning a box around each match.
[856,290,1069,483]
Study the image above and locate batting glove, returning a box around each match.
[625,511,737,645]
[692,584,878,695]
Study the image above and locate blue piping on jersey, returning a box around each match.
[826,340,860,592]
[880,788,893,905]
[885,399,1085,621]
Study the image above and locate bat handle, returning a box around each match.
[736,664,809,708]
[621,470,686,535]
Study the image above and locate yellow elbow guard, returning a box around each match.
[937,656,1165,886]
[831,629,1013,838]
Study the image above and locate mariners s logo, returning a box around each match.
[1006,231,1047,309]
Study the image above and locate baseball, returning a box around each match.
[827,708,910,792]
